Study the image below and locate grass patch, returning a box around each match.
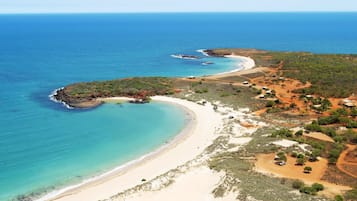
[173,79,266,111]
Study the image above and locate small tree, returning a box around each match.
[304,166,312,174]
[291,151,298,158]
[350,108,357,117]
[266,100,275,107]
[345,129,357,144]
[329,145,343,164]
[292,180,304,189]
[332,108,348,117]
[296,157,305,166]
[312,183,324,191]
[321,98,332,111]
[271,128,293,138]
[334,195,344,201]
[277,152,287,162]
[309,149,321,162]
[305,121,322,132]
[297,153,305,159]
[295,130,303,137]
[300,186,317,195]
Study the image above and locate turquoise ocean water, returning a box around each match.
[1,13,357,200]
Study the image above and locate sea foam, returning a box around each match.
[48,87,74,109]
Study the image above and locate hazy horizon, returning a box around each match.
[1,0,357,14]
[1,11,357,15]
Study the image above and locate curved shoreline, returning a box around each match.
[197,49,255,75]
[36,48,357,200]
[40,53,252,201]
[49,52,254,110]
[39,96,221,201]
[220,54,255,74]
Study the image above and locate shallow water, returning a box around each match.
[1,12,357,200]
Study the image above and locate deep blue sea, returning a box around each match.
[0,13,357,200]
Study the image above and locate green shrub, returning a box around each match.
[350,108,357,117]
[277,152,287,162]
[328,144,344,164]
[344,187,357,201]
[345,129,357,144]
[295,130,303,137]
[332,108,349,117]
[271,128,293,138]
[297,153,305,159]
[334,195,344,201]
[318,115,339,125]
[300,186,317,195]
[333,135,346,143]
[296,157,305,166]
[292,180,304,189]
[346,120,357,128]
[304,166,312,173]
[311,183,324,191]
[321,127,337,137]
[291,151,298,158]
[266,100,275,107]
[266,107,282,113]
[338,116,350,124]
[308,140,326,150]
[309,149,321,162]
[305,121,322,132]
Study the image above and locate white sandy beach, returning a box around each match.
[44,96,223,201]
[120,166,233,201]
[224,54,256,71]
[38,55,259,201]
[97,97,135,102]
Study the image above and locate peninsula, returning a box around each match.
[49,49,357,201]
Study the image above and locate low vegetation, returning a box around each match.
[317,108,357,129]
[344,186,357,201]
[53,48,357,200]
[64,77,174,99]
[54,77,176,107]
[299,183,324,195]
[292,180,325,196]
[292,180,304,189]
[207,49,357,98]
[173,78,266,111]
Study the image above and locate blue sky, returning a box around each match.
[1,0,357,14]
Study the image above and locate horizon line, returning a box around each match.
[1,10,357,15]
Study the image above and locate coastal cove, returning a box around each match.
[38,53,256,201]
[1,13,357,201]
[3,102,189,201]
[44,96,222,201]
[45,47,357,201]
